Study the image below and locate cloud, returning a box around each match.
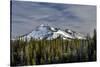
[11,1,96,38]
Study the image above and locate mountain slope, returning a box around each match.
[19,24,86,41]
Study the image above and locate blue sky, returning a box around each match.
[11,1,96,38]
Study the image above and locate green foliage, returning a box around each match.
[32,58,36,65]
[11,30,96,66]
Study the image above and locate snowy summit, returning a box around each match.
[19,24,86,41]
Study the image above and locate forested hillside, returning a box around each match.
[11,29,96,66]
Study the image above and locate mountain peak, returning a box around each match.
[40,24,45,27]
[19,25,86,41]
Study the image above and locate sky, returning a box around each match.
[11,0,96,38]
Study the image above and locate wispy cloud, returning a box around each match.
[11,1,96,38]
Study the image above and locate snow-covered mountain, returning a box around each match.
[19,24,86,41]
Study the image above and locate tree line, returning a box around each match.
[11,29,96,66]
